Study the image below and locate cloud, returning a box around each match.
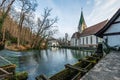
[86,0,91,5]
[86,0,120,27]
[94,0,102,6]
[35,0,120,38]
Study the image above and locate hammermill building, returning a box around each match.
[96,8,120,48]
[70,10,108,47]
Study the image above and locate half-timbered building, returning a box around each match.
[96,8,120,48]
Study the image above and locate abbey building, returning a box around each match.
[70,10,108,48]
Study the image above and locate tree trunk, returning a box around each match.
[2,27,5,41]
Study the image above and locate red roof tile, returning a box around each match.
[71,32,81,39]
[80,20,108,37]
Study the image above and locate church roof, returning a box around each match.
[71,32,81,39]
[95,8,120,38]
[71,20,108,39]
[80,20,108,37]
[78,10,87,33]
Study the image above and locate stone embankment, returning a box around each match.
[80,51,120,80]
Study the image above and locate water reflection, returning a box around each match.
[71,50,93,59]
[0,48,94,80]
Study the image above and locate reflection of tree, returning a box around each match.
[70,50,94,59]
[49,47,58,52]
[71,50,81,59]
[32,50,42,63]
[64,49,68,60]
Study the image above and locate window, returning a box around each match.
[86,37,88,44]
[75,39,77,46]
[79,39,81,45]
[96,37,98,43]
[90,36,92,44]
[83,37,84,45]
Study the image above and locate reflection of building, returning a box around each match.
[47,37,59,47]
[50,47,58,51]
[70,50,93,59]
[96,9,120,48]
[71,10,107,48]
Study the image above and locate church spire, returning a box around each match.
[78,9,87,33]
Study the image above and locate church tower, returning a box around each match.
[78,10,87,33]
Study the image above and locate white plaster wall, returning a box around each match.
[84,37,86,45]
[92,35,96,44]
[115,16,120,22]
[79,35,103,46]
[70,38,74,46]
[79,39,81,46]
[71,38,80,46]
[104,35,120,47]
[98,37,103,43]
[88,36,91,45]
[74,39,76,46]
[79,38,81,44]
[77,40,79,46]
[81,37,83,45]
[105,23,120,33]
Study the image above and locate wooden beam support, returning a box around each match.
[0,74,12,78]
[103,32,120,36]
[78,59,96,64]
[71,72,81,80]
[0,68,12,79]
[65,64,87,72]
[113,21,120,24]
[0,68,11,74]
[36,74,50,80]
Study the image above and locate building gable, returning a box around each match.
[104,22,120,34]
[95,8,120,37]
[115,16,120,22]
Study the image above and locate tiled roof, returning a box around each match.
[71,32,81,39]
[80,20,108,37]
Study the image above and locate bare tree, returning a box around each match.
[31,8,58,49]
[16,0,37,47]
[0,0,7,8]
[0,0,15,42]
[65,33,68,46]
[25,12,35,43]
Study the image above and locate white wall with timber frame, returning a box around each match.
[103,16,120,47]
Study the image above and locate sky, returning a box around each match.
[35,0,120,39]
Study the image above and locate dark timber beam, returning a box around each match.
[78,59,96,64]
[103,32,120,36]
[0,68,12,74]
[65,64,87,72]
[113,21,120,24]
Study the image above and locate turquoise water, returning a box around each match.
[0,48,94,80]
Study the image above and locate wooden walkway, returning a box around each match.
[0,56,13,79]
[80,51,120,80]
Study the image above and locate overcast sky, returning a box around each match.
[35,0,120,39]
